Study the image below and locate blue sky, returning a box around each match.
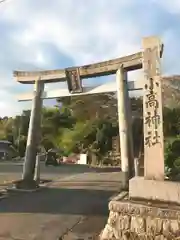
[0,0,180,117]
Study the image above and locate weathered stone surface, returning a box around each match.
[118,215,130,230]
[155,235,166,240]
[113,215,131,239]
[107,211,118,226]
[101,196,180,240]
[131,216,145,234]
[170,219,179,235]
[146,217,163,235]
[101,198,180,240]
[121,231,129,240]
[109,199,180,219]
[100,224,114,240]
[129,177,180,205]
[162,220,170,237]
[142,37,164,181]
[112,227,121,239]
[110,191,128,202]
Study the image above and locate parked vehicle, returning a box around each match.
[45,149,59,166]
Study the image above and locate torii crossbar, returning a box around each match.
[14,52,142,84]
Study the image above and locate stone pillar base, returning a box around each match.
[129,176,180,205]
[100,192,180,239]
[15,179,39,190]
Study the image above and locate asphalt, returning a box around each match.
[0,161,97,174]
[0,161,121,186]
[0,162,98,188]
[0,170,122,240]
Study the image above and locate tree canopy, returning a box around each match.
[2,92,178,165]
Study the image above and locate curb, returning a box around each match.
[0,179,53,198]
[6,186,43,193]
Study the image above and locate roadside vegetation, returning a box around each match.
[0,94,142,165]
[0,84,180,175]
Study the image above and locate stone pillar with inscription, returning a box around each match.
[142,36,164,180]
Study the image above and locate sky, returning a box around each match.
[0,0,180,117]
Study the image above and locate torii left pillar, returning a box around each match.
[16,80,44,189]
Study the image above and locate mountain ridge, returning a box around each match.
[162,75,180,107]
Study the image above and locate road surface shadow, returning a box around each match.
[0,162,121,174]
[45,164,121,173]
[0,187,118,216]
[91,166,121,173]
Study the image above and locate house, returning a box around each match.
[0,140,17,160]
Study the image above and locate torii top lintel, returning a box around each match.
[14,35,165,84]
[14,52,143,84]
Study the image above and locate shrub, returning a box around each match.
[165,138,180,176]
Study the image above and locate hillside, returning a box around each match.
[162,75,180,107]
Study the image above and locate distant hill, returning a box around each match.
[162,76,180,108]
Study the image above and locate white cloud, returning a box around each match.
[0,0,180,117]
[0,88,31,117]
[152,0,180,14]
[13,7,140,65]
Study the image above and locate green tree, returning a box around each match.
[163,107,180,137]
[57,93,118,123]
[41,106,75,151]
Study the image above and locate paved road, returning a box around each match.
[0,161,121,188]
[0,161,95,174]
[0,171,122,239]
[0,161,94,183]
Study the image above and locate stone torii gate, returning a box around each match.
[14,36,164,190]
